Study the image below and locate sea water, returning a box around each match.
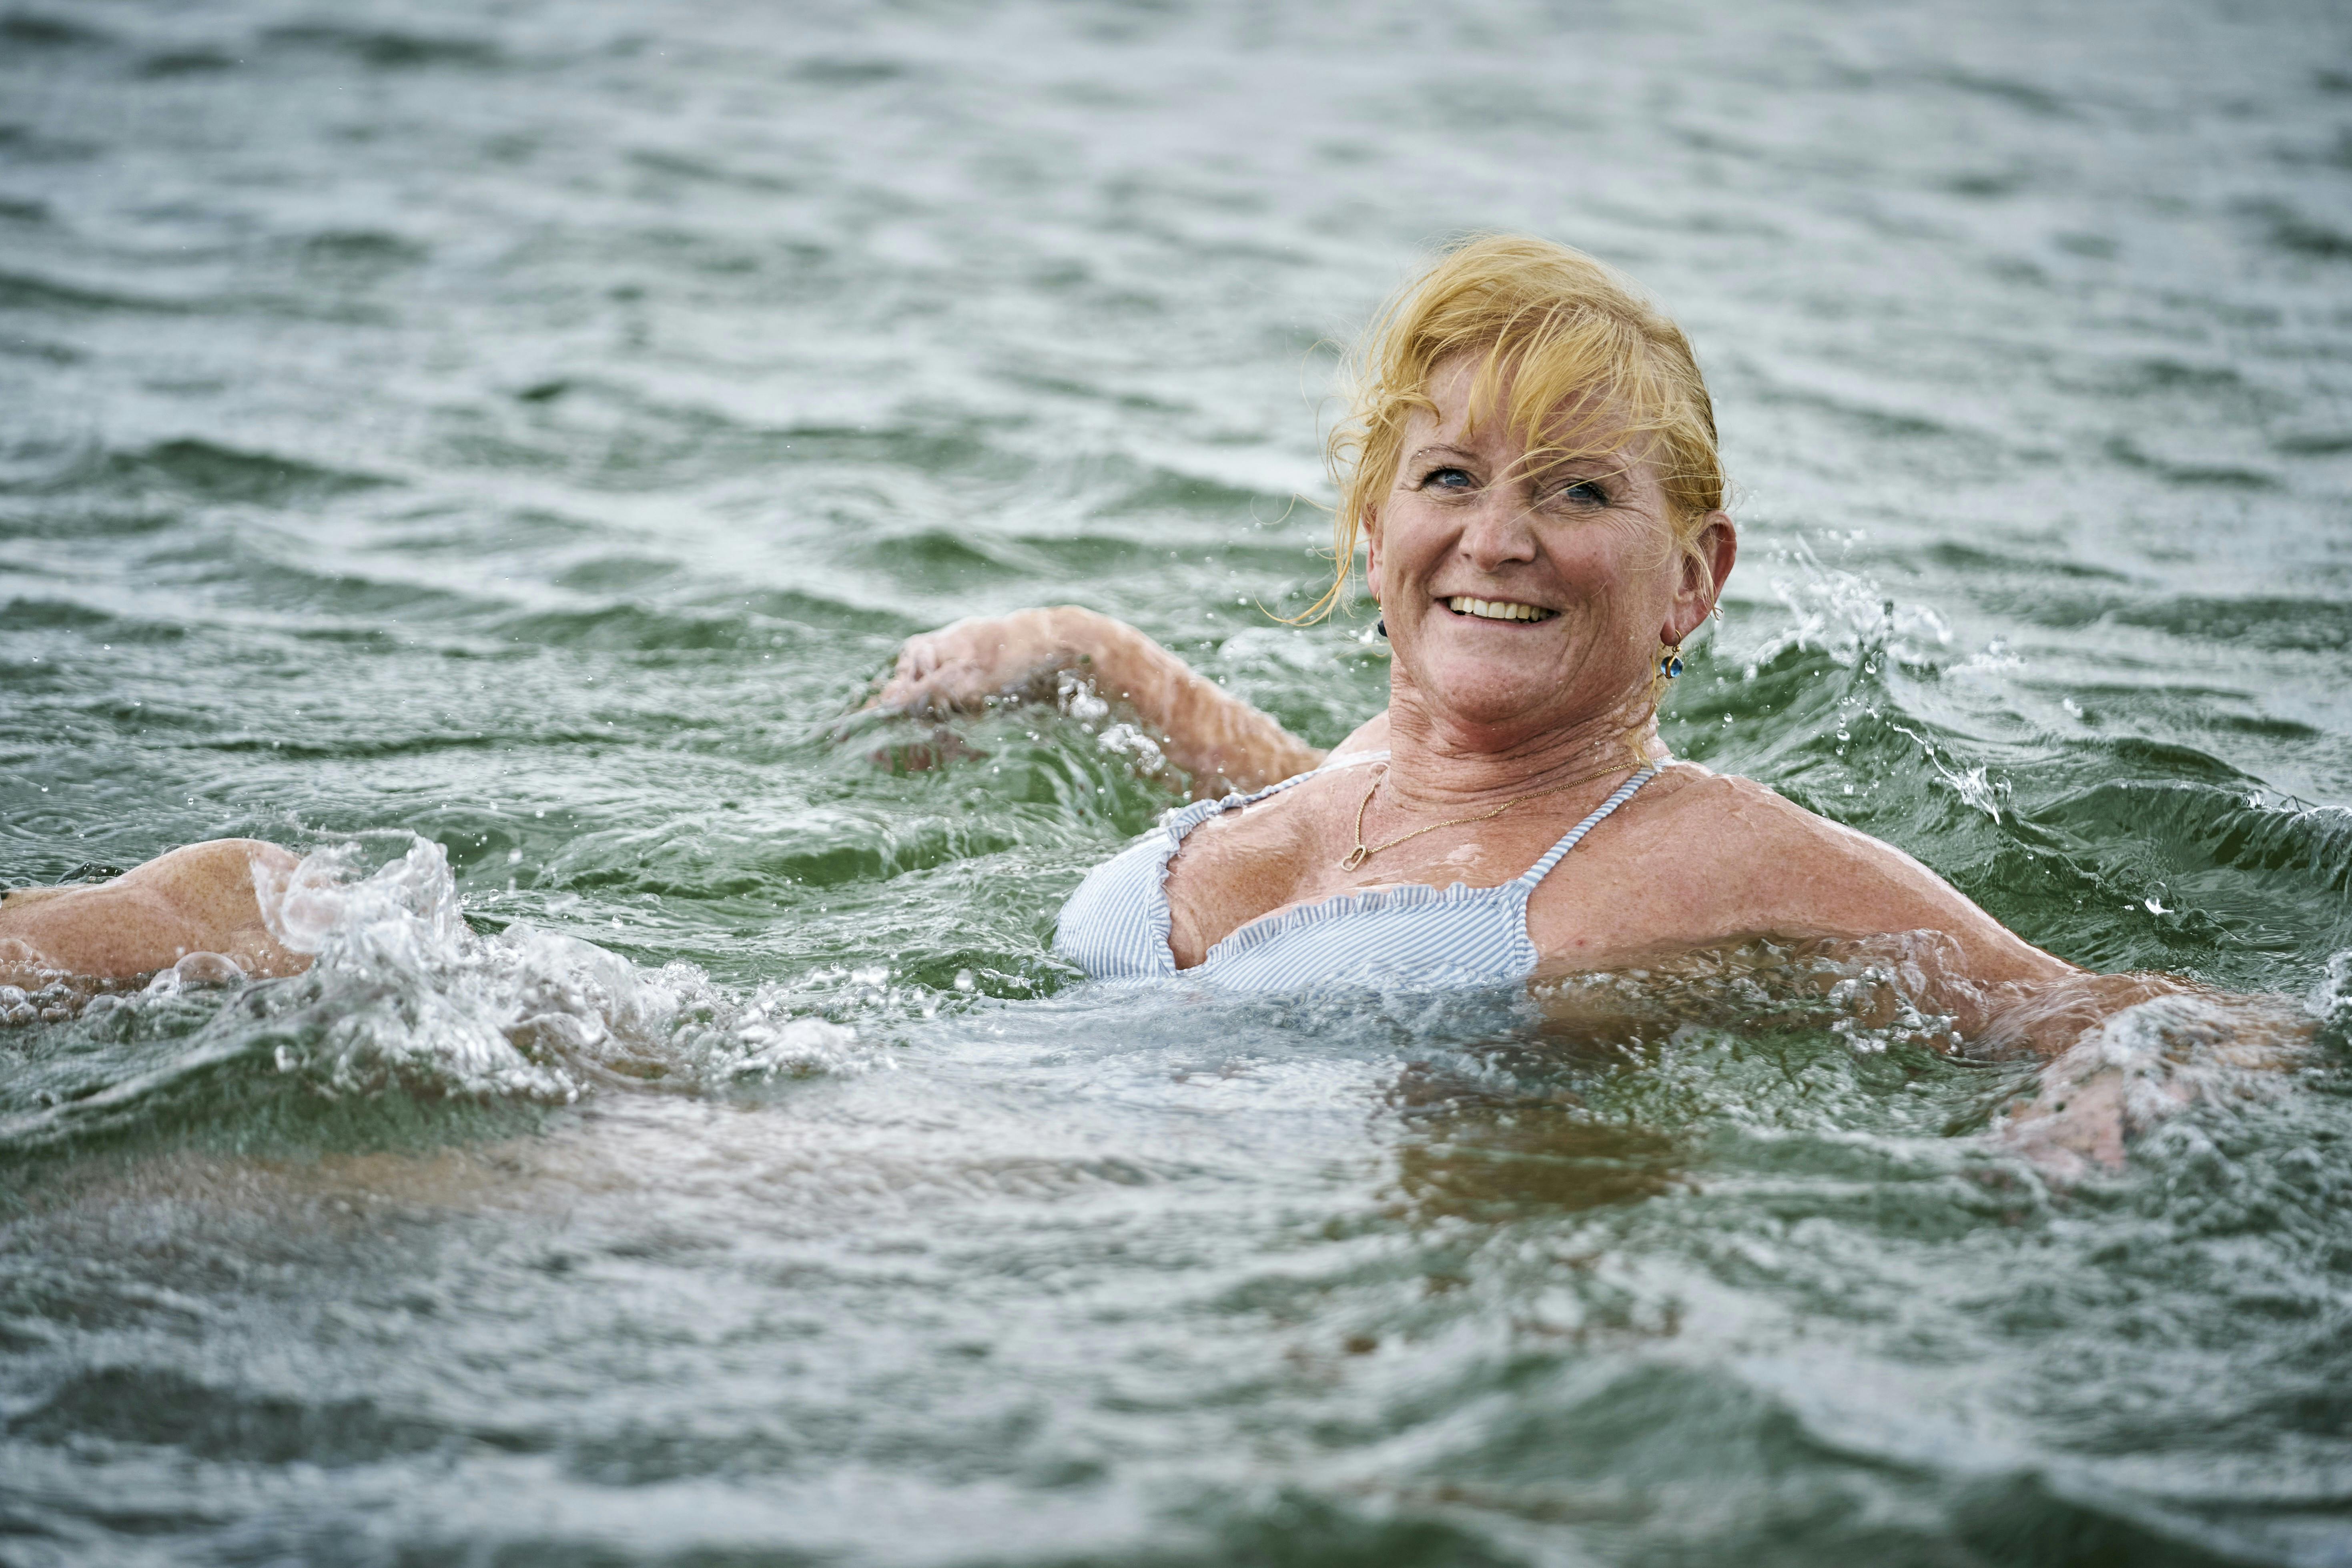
[4,0,2352,1562]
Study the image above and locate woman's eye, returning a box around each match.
[1423,466,1476,490]
[1553,479,1608,506]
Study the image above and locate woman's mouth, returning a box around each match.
[1444,596,1557,623]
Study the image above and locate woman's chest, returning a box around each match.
[1159,793,1570,970]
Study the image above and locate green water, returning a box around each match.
[4,0,2352,1563]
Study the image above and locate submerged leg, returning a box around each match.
[0,839,311,985]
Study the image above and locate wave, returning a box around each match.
[2035,780,2352,897]
[849,527,1044,585]
[2252,200,2352,262]
[0,11,112,49]
[0,436,384,504]
[137,47,238,78]
[295,227,431,273]
[0,269,186,315]
[2102,434,2282,491]
[1956,584,2352,652]
[492,596,902,652]
[0,596,186,642]
[261,23,506,72]
[1097,465,1294,518]
[10,1364,454,1467]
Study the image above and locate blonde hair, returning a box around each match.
[1307,233,1726,622]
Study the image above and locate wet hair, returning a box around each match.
[1309,233,1727,622]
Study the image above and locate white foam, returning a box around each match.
[236,834,869,1103]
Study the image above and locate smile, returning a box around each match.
[1444,596,1556,623]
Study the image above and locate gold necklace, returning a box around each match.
[1338,757,1639,872]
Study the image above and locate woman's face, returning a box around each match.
[1364,355,1732,742]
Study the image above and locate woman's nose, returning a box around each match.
[1457,489,1539,569]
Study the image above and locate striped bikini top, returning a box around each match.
[1054,750,1659,991]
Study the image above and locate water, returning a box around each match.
[5,0,2352,1562]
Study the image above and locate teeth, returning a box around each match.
[1446,596,1554,622]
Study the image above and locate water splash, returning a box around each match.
[2308,947,2352,1026]
[1057,669,1170,772]
[0,836,874,1153]
[1751,538,1955,673]
[265,835,878,1094]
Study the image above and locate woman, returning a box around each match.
[881,238,2101,1008]
[0,236,2277,1165]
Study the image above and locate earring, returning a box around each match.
[1376,617,1387,639]
[1658,643,1684,680]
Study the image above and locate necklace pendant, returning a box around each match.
[1339,844,1371,871]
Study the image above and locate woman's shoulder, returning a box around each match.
[1641,763,1893,857]
[1635,762,1953,890]
[1588,762,2065,977]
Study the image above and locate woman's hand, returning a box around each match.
[869,607,1095,716]
[1991,987,2312,1180]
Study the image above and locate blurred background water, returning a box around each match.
[4,0,2352,1563]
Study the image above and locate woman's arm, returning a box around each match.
[1535,926,2310,1179]
[1662,778,2317,1170]
[869,606,1328,796]
[1,839,309,986]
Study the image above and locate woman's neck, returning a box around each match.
[1380,683,1664,812]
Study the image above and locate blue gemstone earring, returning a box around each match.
[1658,643,1684,680]
[1376,617,1387,639]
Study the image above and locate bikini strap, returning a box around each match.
[1517,765,1659,889]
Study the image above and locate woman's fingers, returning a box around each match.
[869,634,958,712]
[902,636,947,680]
[873,655,996,715]
[1994,1064,2137,1181]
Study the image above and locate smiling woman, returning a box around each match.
[884,237,2036,986]
[0,234,2306,1172]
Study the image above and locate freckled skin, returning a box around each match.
[1156,747,2065,1001]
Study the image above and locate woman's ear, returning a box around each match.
[1362,510,1385,607]
[1664,511,1737,644]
